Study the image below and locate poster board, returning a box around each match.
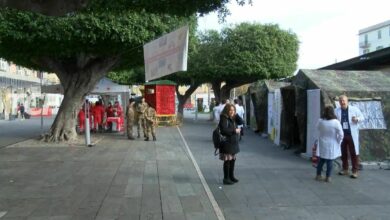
[143,26,189,81]
[306,89,321,156]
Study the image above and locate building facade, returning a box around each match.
[0,58,61,120]
[359,20,390,55]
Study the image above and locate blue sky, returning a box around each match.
[197,0,390,69]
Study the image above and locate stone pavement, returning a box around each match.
[0,127,217,220]
[180,119,390,220]
[1,118,390,220]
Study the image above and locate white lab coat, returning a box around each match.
[335,105,364,155]
[213,104,223,123]
[235,104,245,128]
[316,119,344,159]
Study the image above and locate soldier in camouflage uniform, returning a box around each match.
[136,98,147,138]
[126,98,135,140]
[144,102,157,141]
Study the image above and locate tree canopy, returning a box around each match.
[0,0,250,17]
[178,22,299,101]
[202,22,299,83]
[0,9,193,72]
[0,0,256,142]
[109,22,299,115]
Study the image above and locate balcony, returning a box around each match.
[359,42,370,48]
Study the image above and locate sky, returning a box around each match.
[197,0,390,70]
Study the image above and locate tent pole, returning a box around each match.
[84,99,92,147]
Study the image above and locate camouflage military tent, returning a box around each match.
[247,80,290,134]
[283,69,390,160]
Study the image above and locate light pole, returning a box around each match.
[84,99,92,147]
[40,71,44,133]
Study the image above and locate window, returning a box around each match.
[376,46,383,50]
[378,30,382,39]
[363,49,370,54]
[0,59,7,71]
[364,34,368,43]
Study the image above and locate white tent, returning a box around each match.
[92,77,128,94]
[41,77,130,113]
[41,77,129,94]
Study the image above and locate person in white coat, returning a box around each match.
[316,106,344,182]
[334,95,364,179]
[234,99,245,140]
[214,99,228,124]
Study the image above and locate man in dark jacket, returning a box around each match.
[19,103,25,120]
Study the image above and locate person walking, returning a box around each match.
[92,101,105,132]
[315,106,344,182]
[136,98,147,138]
[19,103,25,120]
[144,102,156,141]
[335,95,364,179]
[105,102,114,132]
[234,99,245,140]
[219,103,243,185]
[77,108,85,133]
[126,98,136,140]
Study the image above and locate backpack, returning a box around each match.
[212,124,226,155]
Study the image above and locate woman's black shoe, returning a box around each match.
[230,177,239,183]
[223,179,234,185]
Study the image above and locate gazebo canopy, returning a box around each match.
[42,77,129,94]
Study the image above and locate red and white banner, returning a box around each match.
[29,108,52,117]
[143,25,189,81]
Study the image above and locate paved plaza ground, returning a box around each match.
[1,116,390,219]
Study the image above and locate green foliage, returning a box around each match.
[86,0,250,19]
[0,8,191,71]
[108,66,145,84]
[193,22,299,83]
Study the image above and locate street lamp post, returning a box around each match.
[40,71,43,133]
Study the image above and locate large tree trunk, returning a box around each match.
[221,81,253,102]
[211,81,222,103]
[220,85,231,102]
[40,55,119,142]
[175,83,199,124]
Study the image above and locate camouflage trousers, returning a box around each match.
[137,117,146,137]
[146,122,156,138]
[126,120,134,138]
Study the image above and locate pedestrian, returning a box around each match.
[315,106,344,182]
[234,99,245,140]
[136,97,147,138]
[92,101,105,132]
[214,99,227,124]
[219,103,243,185]
[335,95,364,179]
[144,101,156,141]
[16,103,20,119]
[213,101,220,124]
[78,108,85,133]
[125,98,136,140]
[19,103,25,120]
[105,102,114,132]
[209,99,216,121]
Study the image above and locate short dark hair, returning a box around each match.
[322,105,337,120]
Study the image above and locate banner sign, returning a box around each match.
[306,89,321,156]
[143,25,189,81]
